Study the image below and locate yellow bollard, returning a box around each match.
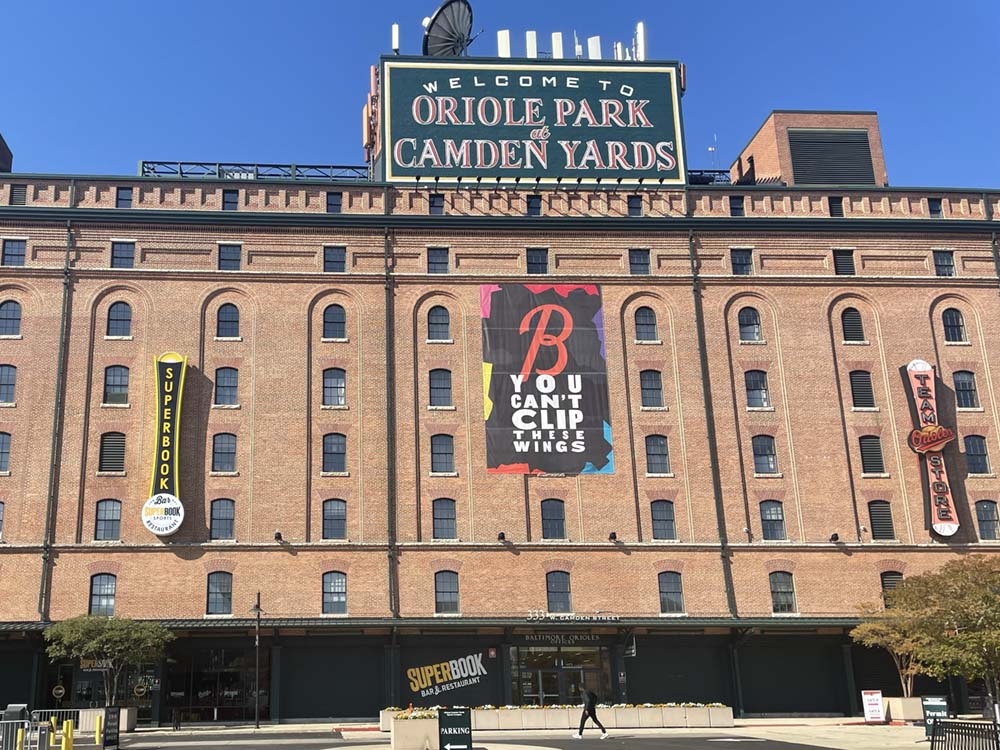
[95,714,103,746]
[61,718,73,750]
[15,726,24,750]
[50,716,57,735]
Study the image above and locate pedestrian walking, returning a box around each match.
[572,686,608,739]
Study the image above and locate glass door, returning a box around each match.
[539,670,561,706]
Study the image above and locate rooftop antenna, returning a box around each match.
[573,31,583,59]
[422,0,477,57]
[708,133,719,170]
[634,21,646,61]
[551,32,563,59]
[587,35,602,60]
[391,23,400,54]
[525,30,537,58]
[613,41,623,60]
[497,29,511,57]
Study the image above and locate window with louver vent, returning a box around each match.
[841,308,865,342]
[99,432,125,472]
[880,571,903,592]
[868,500,895,539]
[833,249,855,275]
[788,129,876,186]
[9,184,26,205]
[849,371,875,408]
[828,197,844,217]
[859,436,885,474]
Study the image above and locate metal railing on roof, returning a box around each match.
[687,169,732,185]
[138,161,371,182]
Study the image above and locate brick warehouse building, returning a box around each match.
[0,54,999,724]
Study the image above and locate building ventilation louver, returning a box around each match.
[789,129,876,186]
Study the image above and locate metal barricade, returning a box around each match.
[0,720,29,750]
[931,720,1000,750]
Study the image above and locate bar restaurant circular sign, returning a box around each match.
[143,352,188,537]
[142,494,185,536]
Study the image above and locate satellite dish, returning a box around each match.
[422,0,474,57]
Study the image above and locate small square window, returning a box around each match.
[115,187,133,209]
[326,191,343,214]
[427,247,449,274]
[324,246,346,273]
[429,193,445,215]
[629,249,650,275]
[218,244,241,271]
[111,242,135,269]
[526,194,542,217]
[527,248,548,275]
[829,196,844,217]
[833,249,856,275]
[222,189,239,211]
[8,185,26,206]
[627,195,643,217]
[928,198,943,218]
[1,240,26,267]
[731,249,753,276]
[729,195,745,217]
[933,250,955,277]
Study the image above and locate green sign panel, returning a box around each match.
[382,57,686,185]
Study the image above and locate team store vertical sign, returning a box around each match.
[481,284,613,474]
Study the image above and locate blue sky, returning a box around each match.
[3,0,997,187]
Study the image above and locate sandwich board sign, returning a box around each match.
[921,696,948,737]
[438,707,472,750]
[861,690,884,723]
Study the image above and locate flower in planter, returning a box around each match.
[499,705,518,710]
[475,705,496,710]
[383,706,401,711]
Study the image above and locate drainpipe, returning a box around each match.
[384,185,400,618]
[686,228,739,618]
[38,181,76,622]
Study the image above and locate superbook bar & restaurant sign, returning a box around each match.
[381,57,686,185]
[142,352,188,536]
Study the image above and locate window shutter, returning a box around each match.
[833,249,855,275]
[842,309,864,341]
[788,129,876,186]
[849,371,875,408]
[869,501,895,540]
[9,185,26,205]
[859,436,885,474]
[880,571,903,591]
[99,433,126,472]
[828,197,845,217]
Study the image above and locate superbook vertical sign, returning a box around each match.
[481,284,613,475]
[142,352,187,536]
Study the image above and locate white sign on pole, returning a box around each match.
[862,690,885,723]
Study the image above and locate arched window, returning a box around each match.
[658,571,684,613]
[435,570,460,614]
[216,303,240,338]
[634,307,658,341]
[546,571,572,613]
[98,432,125,472]
[541,499,566,539]
[841,307,865,342]
[738,307,762,342]
[322,499,347,540]
[430,434,454,473]
[760,500,786,540]
[769,571,796,613]
[429,368,452,406]
[322,571,347,614]
[645,434,670,474]
[954,371,980,409]
[322,433,346,473]
[107,301,132,337]
[103,365,129,405]
[210,499,235,540]
[323,368,346,406]
[0,365,16,403]
[95,499,121,541]
[942,308,966,342]
[880,571,903,602]
[639,370,663,407]
[752,435,778,474]
[432,498,456,539]
[212,433,237,473]
[976,500,999,540]
[323,304,346,339]
[859,435,886,474]
[849,371,875,408]
[868,500,895,540]
[428,306,450,341]
[0,301,21,336]
[965,435,991,475]
[651,500,676,540]
[744,370,770,408]
[214,367,238,405]
[89,574,116,616]
[206,572,232,615]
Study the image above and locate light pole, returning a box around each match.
[250,592,262,729]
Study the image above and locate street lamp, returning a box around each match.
[250,592,263,729]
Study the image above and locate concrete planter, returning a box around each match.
[520,709,546,729]
[380,710,397,732]
[637,707,663,727]
[885,697,924,722]
[661,707,686,727]
[390,717,437,750]
[614,707,640,727]
[595,708,616,729]
[709,706,735,727]
[472,709,499,730]
[497,710,522,730]
[544,708,572,729]
[686,707,711,727]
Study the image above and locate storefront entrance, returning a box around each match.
[165,647,269,723]
[512,646,611,706]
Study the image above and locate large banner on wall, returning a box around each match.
[381,58,686,185]
[142,352,188,537]
[481,284,614,475]
[402,648,500,706]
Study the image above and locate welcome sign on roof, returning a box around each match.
[381,57,686,185]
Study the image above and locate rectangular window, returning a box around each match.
[1,240,26,267]
[928,197,943,218]
[933,250,955,277]
[222,189,239,211]
[427,247,449,274]
[850,371,876,408]
[218,244,241,271]
[326,191,343,214]
[115,187,133,209]
[627,195,643,217]
[745,371,770,408]
[731,248,753,276]
[869,502,895,540]
[324,246,346,273]
[860,436,886,474]
[526,194,542,217]
[215,369,239,405]
[98,433,125,472]
[828,196,844,217]
[526,248,548,275]
[629,249,650,275]
[833,249,856,275]
[111,242,135,269]
[429,193,445,215]
[8,185,26,206]
[729,195,745,217]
